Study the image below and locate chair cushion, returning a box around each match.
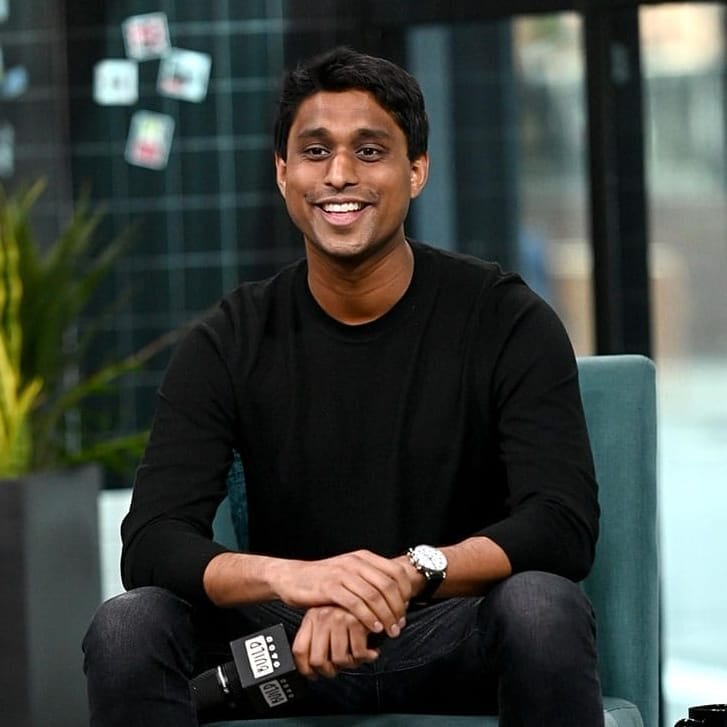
[206,695,642,726]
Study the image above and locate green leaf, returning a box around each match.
[60,430,150,476]
[1,179,186,478]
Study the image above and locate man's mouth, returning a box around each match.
[320,201,365,213]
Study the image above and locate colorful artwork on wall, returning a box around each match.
[122,12,170,61]
[124,110,175,170]
[93,59,138,105]
[91,11,214,169]
[157,48,211,103]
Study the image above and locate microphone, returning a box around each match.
[190,623,306,715]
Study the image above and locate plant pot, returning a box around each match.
[0,465,101,727]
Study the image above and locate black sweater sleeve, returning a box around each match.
[120,313,239,604]
[475,282,599,581]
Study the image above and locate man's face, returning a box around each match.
[275,89,428,265]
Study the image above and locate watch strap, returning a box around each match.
[416,570,444,603]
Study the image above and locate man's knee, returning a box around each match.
[481,572,603,725]
[83,586,193,678]
[481,571,597,668]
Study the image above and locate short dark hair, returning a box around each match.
[273,46,429,161]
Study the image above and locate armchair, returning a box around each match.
[210,354,659,727]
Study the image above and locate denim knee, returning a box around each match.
[481,570,598,673]
[83,586,195,686]
[481,572,603,727]
[84,588,201,726]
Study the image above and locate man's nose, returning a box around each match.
[324,150,358,189]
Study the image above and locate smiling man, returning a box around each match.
[83,47,603,726]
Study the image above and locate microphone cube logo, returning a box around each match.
[260,679,289,708]
[231,623,303,712]
[244,634,277,680]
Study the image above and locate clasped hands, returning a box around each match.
[270,550,419,680]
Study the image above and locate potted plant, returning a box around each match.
[0,180,186,727]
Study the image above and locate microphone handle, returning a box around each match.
[190,661,245,712]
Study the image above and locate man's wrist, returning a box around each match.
[395,554,428,599]
[397,553,444,606]
[203,551,294,606]
[263,555,301,601]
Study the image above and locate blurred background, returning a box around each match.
[1,1,726,724]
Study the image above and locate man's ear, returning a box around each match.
[274,153,287,198]
[409,153,429,199]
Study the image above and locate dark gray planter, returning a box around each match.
[0,465,101,727]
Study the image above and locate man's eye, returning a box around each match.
[358,146,382,159]
[304,146,328,158]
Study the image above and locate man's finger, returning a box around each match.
[334,580,404,638]
[291,618,317,680]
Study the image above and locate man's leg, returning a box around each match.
[83,573,602,725]
[375,597,500,715]
[478,571,603,726]
[375,571,603,726]
[83,587,200,727]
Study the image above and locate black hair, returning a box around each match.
[273,46,429,161]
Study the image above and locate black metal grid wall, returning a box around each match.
[0,2,73,241]
[64,2,286,451]
[60,1,366,467]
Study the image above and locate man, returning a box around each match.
[83,47,603,726]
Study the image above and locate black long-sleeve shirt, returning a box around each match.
[122,241,599,604]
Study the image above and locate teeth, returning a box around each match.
[322,202,363,213]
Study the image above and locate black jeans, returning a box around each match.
[82,571,604,726]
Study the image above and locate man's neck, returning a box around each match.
[305,240,414,325]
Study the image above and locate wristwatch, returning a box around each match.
[407,544,448,603]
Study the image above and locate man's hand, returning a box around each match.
[269,550,412,638]
[292,605,383,679]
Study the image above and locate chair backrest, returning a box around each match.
[213,354,660,726]
[579,355,659,727]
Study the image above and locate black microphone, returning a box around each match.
[190,623,305,716]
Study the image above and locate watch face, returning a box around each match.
[414,545,447,572]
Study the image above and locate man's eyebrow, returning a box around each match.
[295,127,330,141]
[352,127,392,141]
[294,127,393,141]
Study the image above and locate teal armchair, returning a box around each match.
[211,354,659,727]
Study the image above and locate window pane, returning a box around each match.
[641,4,727,723]
[408,14,593,354]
